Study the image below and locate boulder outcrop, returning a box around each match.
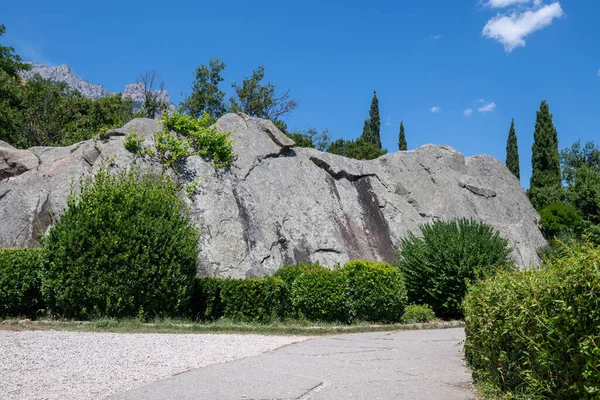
[0,114,546,277]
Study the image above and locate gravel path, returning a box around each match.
[0,330,309,400]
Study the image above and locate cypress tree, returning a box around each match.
[505,118,520,179]
[528,100,562,210]
[361,90,381,149]
[398,121,407,151]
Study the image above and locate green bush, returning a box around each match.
[0,248,44,318]
[157,111,236,168]
[220,276,285,322]
[401,304,436,324]
[342,260,406,323]
[188,277,225,321]
[396,218,513,318]
[464,245,600,399]
[273,262,326,318]
[290,267,353,323]
[42,167,200,319]
[539,201,584,239]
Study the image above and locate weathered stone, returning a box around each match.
[0,146,39,180]
[0,115,546,275]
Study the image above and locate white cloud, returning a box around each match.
[430,34,443,40]
[483,0,541,8]
[464,109,473,117]
[597,68,600,77]
[477,99,497,112]
[430,106,441,113]
[385,116,391,126]
[482,2,564,52]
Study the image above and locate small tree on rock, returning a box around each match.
[398,121,407,151]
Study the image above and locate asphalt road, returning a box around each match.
[112,328,477,400]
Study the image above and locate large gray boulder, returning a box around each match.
[0,114,545,276]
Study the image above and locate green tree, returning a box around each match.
[528,100,562,210]
[229,65,298,123]
[398,121,407,151]
[287,128,331,151]
[0,24,30,80]
[361,90,381,149]
[327,138,387,160]
[505,118,520,180]
[181,57,227,121]
[561,140,600,186]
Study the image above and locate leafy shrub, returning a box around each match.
[342,260,407,323]
[220,276,285,322]
[42,167,200,319]
[290,267,354,323]
[396,218,513,318]
[157,111,235,168]
[188,277,224,321]
[273,262,326,318]
[401,304,435,324]
[124,132,143,154]
[464,245,600,399]
[0,248,44,317]
[539,201,584,239]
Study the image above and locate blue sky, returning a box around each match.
[3,0,599,187]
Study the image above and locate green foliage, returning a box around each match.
[327,137,387,160]
[401,304,436,324]
[0,248,44,318]
[156,111,235,168]
[286,128,331,151]
[396,218,514,318]
[528,100,562,210]
[567,166,600,224]
[273,262,327,318]
[398,121,407,151]
[361,91,381,149]
[188,277,224,321]
[0,24,30,80]
[342,260,407,323]
[42,167,200,319]
[561,140,600,187]
[181,58,227,121]
[464,245,600,399]
[220,276,285,322]
[124,132,143,154]
[229,65,298,123]
[505,118,520,180]
[539,201,585,239]
[290,266,354,323]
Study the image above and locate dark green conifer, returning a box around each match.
[361,91,381,149]
[505,118,520,179]
[398,121,407,151]
[528,101,562,210]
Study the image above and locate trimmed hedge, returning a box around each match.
[188,277,224,321]
[220,276,285,322]
[342,260,406,323]
[290,266,354,323]
[401,304,436,324]
[0,248,44,318]
[273,262,325,318]
[464,245,600,399]
[396,218,513,318]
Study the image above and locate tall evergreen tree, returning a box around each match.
[528,100,562,210]
[398,121,407,151]
[361,90,381,149]
[505,118,520,179]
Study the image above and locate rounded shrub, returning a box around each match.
[42,167,200,319]
[401,304,435,324]
[0,248,44,318]
[342,260,407,323]
[539,201,584,239]
[464,245,600,399]
[220,276,285,322]
[273,262,325,318]
[396,218,513,318]
[290,267,353,323]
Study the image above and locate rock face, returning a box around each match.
[0,114,546,276]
